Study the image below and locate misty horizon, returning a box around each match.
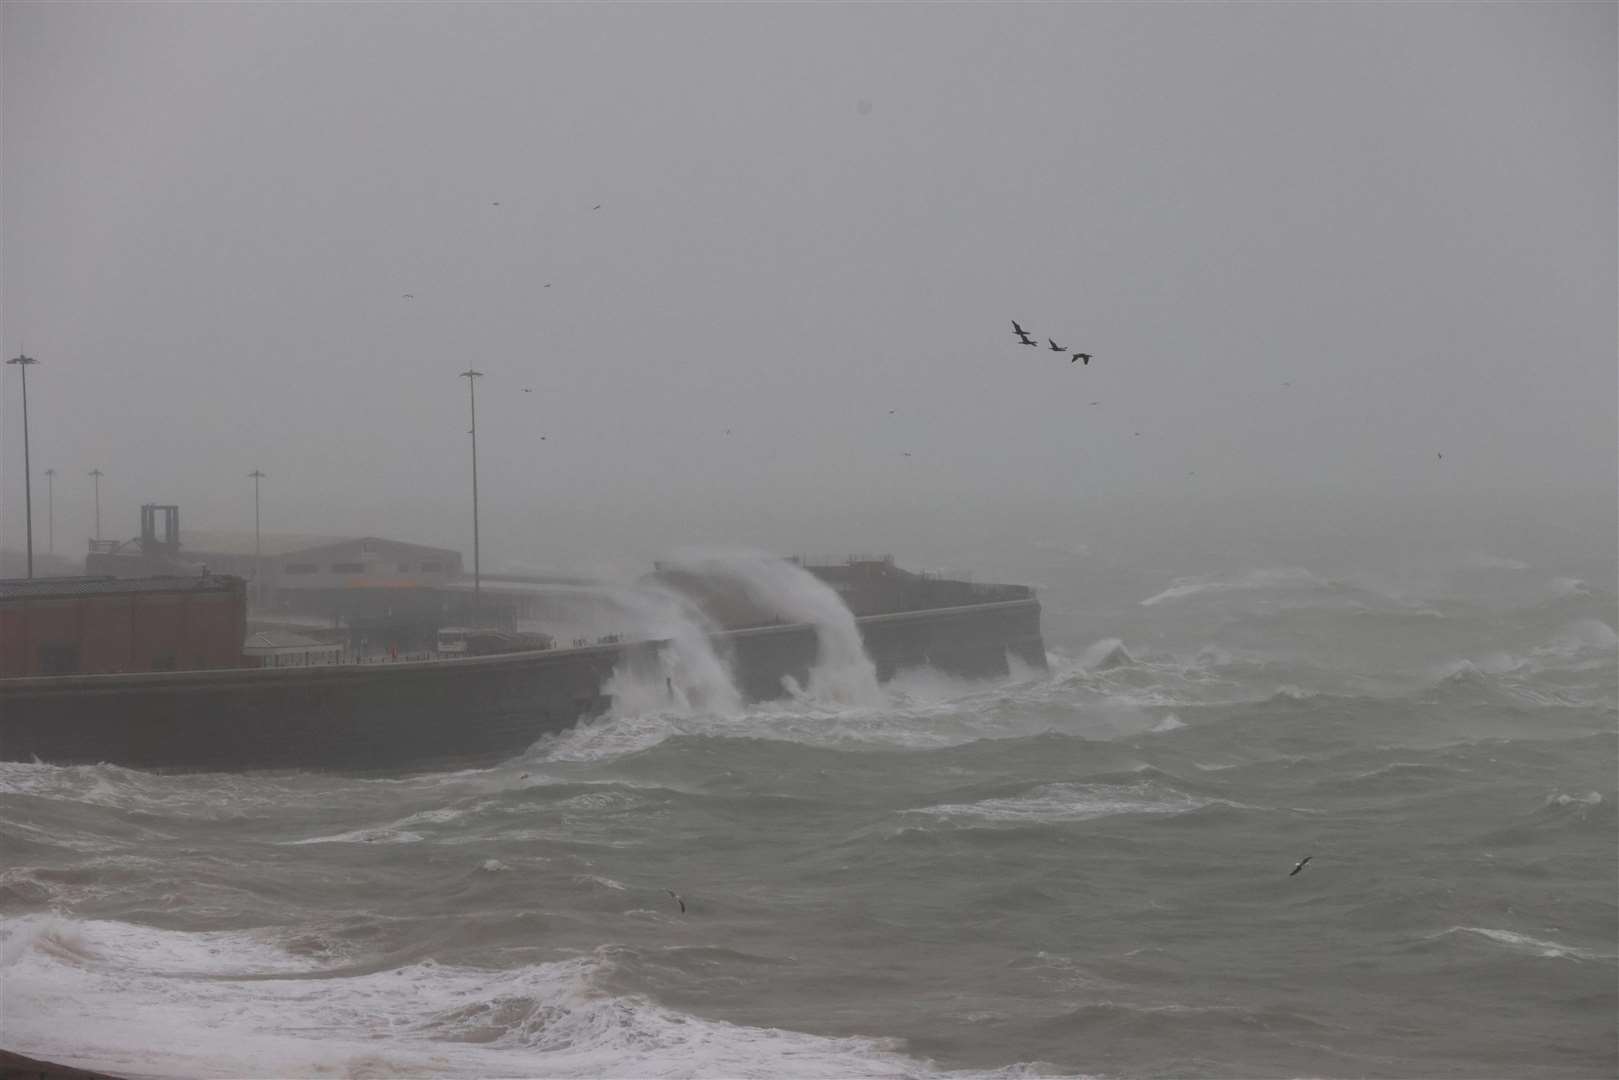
[4,2,1614,579]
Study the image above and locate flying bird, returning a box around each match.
[593,204,602,210]
[522,388,534,393]
[1437,452,1444,460]
[402,293,414,300]
[1011,320,1037,345]
[665,889,686,913]
[888,409,896,415]
[1071,353,1092,365]
[1048,339,1068,352]
[492,201,501,207]
[1289,856,1312,877]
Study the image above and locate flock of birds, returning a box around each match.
[396,202,1456,468]
[1011,320,1091,366]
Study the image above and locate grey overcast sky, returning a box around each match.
[3,2,1614,571]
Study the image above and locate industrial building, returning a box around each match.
[0,575,247,677]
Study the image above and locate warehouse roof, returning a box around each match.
[0,575,243,600]
[180,530,352,557]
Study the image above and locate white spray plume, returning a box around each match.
[532,582,741,717]
[663,550,883,706]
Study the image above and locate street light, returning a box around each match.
[460,369,483,616]
[7,352,39,577]
[43,468,54,555]
[89,469,104,542]
[249,470,266,606]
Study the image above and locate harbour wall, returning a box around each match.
[0,598,1044,773]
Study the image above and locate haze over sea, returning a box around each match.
[1,496,1613,1079]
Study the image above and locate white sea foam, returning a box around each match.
[1139,567,1326,607]
[1546,576,1593,598]
[1077,637,1135,670]
[1435,926,1614,962]
[1544,790,1603,808]
[0,915,1031,1079]
[910,781,1214,824]
[281,827,425,845]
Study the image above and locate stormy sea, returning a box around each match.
[4,528,1615,1079]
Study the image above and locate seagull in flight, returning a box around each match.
[665,889,686,913]
[1289,856,1312,877]
[1048,338,1068,352]
[1071,352,1092,365]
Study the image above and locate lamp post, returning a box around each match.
[43,468,55,555]
[89,469,103,541]
[7,352,38,577]
[249,470,266,606]
[460,369,483,617]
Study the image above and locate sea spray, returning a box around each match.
[663,551,883,705]
[533,582,741,716]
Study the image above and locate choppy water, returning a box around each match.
[3,553,1615,1078]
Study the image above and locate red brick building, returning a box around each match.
[0,575,246,677]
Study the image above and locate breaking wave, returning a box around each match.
[0,915,1011,1079]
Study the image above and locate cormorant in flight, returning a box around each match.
[666,889,686,913]
[1048,339,1068,352]
[1011,320,1037,346]
[1289,856,1312,877]
[1071,353,1092,365]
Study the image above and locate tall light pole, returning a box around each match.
[460,369,483,617]
[7,352,39,577]
[43,468,55,555]
[248,470,266,606]
[89,469,103,541]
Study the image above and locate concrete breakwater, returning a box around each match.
[0,598,1045,773]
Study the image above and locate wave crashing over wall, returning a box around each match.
[663,551,884,706]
